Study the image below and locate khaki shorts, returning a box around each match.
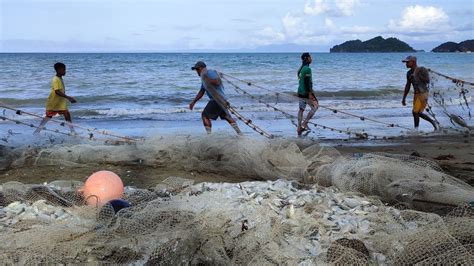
[413,92,429,113]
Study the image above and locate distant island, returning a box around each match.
[432,40,474,52]
[330,36,416,53]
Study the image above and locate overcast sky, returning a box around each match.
[0,0,473,52]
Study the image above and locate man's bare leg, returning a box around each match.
[202,113,212,134]
[302,99,318,130]
[419,112,438,130]
[297,108,304,135]
[63,112,76,134]
[302,106,316,129]
[412,112,421,129]
[34,116,52,134]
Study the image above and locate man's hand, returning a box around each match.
[69,97,77,103]
[402,99,406,106]
[189,101,195,110]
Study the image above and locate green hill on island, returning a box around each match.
[330,36,416,53]
[432,40,474,52]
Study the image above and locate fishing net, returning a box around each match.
[6,136,474,207]
[0,177,472,264]
[428,70,473,131]
[10,135,340,181]
[1,137,473,265]
[222,70,474,140]
[314,152,474,208]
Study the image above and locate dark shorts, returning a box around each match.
[203,100,229,120]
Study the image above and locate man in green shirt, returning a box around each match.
[297,53,318,136]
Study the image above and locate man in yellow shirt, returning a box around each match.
[34,62,77,134]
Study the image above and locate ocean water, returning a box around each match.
[0,53,473,143]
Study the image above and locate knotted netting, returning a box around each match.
[1,136,473,264]
[0,178,472,264]
[429,69,473,131]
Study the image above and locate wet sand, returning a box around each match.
[1,134,473,188]
[0,162,251,188]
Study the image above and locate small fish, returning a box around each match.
[447,113,472,130]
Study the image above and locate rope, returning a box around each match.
[0,102,139,142]
[227,106,274,139]
[201,71,274,139]
[429,69,473,122]
[430,95,472,132]
[0,114,137,144]
[220,72,412,131]
[222,75,382,140]
[0,115,106,142]
[428,69,474,86]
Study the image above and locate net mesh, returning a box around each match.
[314,152,474,208]
[1,137,473,264]
[429,70,473,131]
[10,136,340,181]
[0,179,472,264]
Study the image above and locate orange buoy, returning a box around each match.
[81,170,124,207]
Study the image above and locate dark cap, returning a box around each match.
[402,55,417,63]
[191,61,206,70]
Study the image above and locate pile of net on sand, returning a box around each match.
[0,177,472,264]
[9,136,474,207]
[1,136,473,264]
[314,152,474,208]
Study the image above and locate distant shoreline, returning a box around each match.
[3,51,474,54]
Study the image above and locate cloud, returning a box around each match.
[324,18,337,31]
[388,5,449,33]
[253,13,339,46]
[251,3,466,51]
[335,0,360,16]
[304,0,329,16]
[254,27,286,45]
[304,0,360,17]
[282,13,308,37]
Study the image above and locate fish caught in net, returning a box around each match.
[1,136,473,264]
[429,69,473,131]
